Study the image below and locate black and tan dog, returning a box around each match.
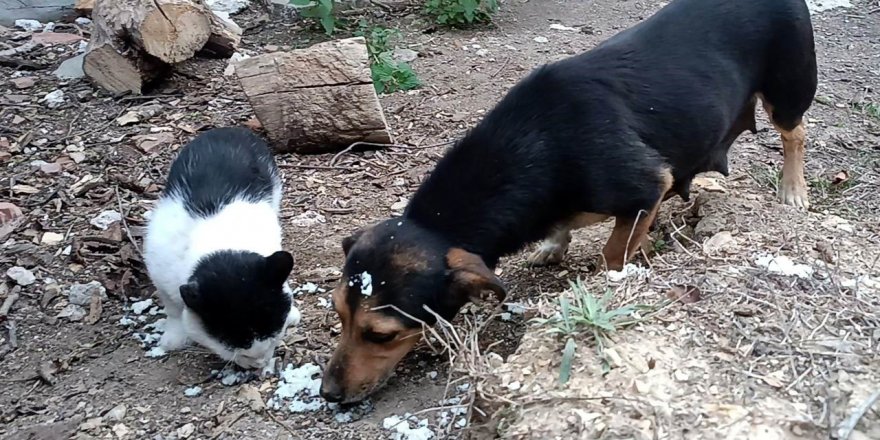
[320,0,817,403]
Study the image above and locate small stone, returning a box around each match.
[90,210,122,230]
[54,53,85,80]
[183,386,203,397]
[105,404,127,422]
[115,111,141,126]
[11,115,25,124]
[533,36,549,43]
[6,266,36,286]
[69,152,87,163]
[79,417,104,431]
[14,19,43,32]
[176,423,195,438]
[41,232,64,245]
[0,202,24,224]
[392,47,418,63]
[40,162,63,174]
[33,32,83,45]
[112,423,130,438]
[75,17,92,26]
[41,90,65,108]
[549,23,579,32]
[57,304,87,322]
[702,231,734,255]
[264,44,279,52]
[69,281,108,306]
[11,77,36,89]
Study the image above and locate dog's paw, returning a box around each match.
[778,177,810,209]
[527,242,567,266]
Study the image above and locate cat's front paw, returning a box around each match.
[158,326,188,351]
[286,304,302,327]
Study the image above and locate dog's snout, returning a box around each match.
[320,378,344,403]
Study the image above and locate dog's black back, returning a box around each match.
[406,0,816,266]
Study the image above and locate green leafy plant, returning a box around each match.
[290,0,337,35]
[355,22,420,94]
[532,279,641,385]
[424,0,499,26]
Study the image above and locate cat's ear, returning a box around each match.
[342,228,366,256]
[265,251,294,285]
[180,282,201,309]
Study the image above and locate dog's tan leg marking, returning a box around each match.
[601,169,673,271]
[760,96,809,209]
[527,213,609,266]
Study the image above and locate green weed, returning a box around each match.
[355,22,420,94]
[424,0,499,27]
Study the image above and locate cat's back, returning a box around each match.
[164,127,280,217]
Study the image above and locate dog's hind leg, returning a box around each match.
[601,168,673,271]
[527,213,609,266]
[761,97,810,209]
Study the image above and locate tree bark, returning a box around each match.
[236,37,394,154]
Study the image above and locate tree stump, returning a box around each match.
[83,0,240,94]
[236,37,394,154]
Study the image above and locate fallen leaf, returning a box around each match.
[761,369,786,388]
[237,385,265,412]
[831,170,849,186]
[815,241,835,264]
[11,184,40,194]
[665,285,702,304]
[703,231,734,255]
[692,176,727,193]
[40,162,62,174]
[85,294,103,325]
[132,132,174,154]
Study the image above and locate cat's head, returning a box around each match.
[179,250,298,369]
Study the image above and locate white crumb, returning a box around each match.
[427,371,438,380]
[334,412,353,423]
[146,346,167,358]
[397,221,403,226]
[606,264,651,282]
[131,298,154,315]
[500,312,512,321]
[219,368,248,386]
[292,282,326,295]
[457,383,471,393]
[359,271,373,296]
[755,254,814,279]
[184,386,203,397]
[455,418,467,428]
[504,302,526,315]
[382,414,434,440]
[269,363,324,413]
[118,316,136,327]
[317,297,331,309]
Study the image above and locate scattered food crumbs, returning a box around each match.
[183,386,203,397]
[146,346,167,358]
[293,282,326,295]
[427,371,438,380]
[606,264,651,282]
[755,254,814,279]
[504,302,526,315]
[217,367,251,386]
[382,414,434,440]
[360,271,373,296]
[317,297,331,309]
[457,383,471,393]
[118,316,136,326]
[268,363,324,413]
[500,312,512,321]
[131,298,154,315]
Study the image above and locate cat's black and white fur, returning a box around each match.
[144,127,300,369]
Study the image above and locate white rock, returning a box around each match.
[54,53,85,80]
[111,423,130,438]
[69,281,107,306]
[184,386,203,397]
[40,89,65,108]
[75,17,92,26]
[6,266,36,286]
[146,346,167,358]
[105,404,127,422]
[15,19,43,32]
[755,254,814,279]
[533,36,549,43]
[57,304,87,321]
[176,422,196,439]
[41,232,64,245]
[90,210,122,230]
[131,298,154,315]
[224,51,251,76]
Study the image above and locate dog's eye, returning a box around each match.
[363,331,397,344]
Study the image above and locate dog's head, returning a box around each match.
[180,250,298,369]
[320,218,506,403]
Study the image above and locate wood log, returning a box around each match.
[200,11,242,58]
[236,37,394,154]
[82,29,169,94]
[74,0,95,16]
[91,0,213,64]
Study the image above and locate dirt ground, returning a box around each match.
[1,0,878,439]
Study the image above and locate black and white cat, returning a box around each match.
[144,127,300,369]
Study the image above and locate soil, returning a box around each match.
[1,1,878,440]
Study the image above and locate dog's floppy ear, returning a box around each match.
[342,228,366,256]
[265,251,294,285]
[180,282,201,309]
[446,248,507,304]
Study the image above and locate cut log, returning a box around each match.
[82,29,169,94]
[91,0,212,64]
[83,0,240,93]
[75,0,95,16]
[236,37,394,154]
